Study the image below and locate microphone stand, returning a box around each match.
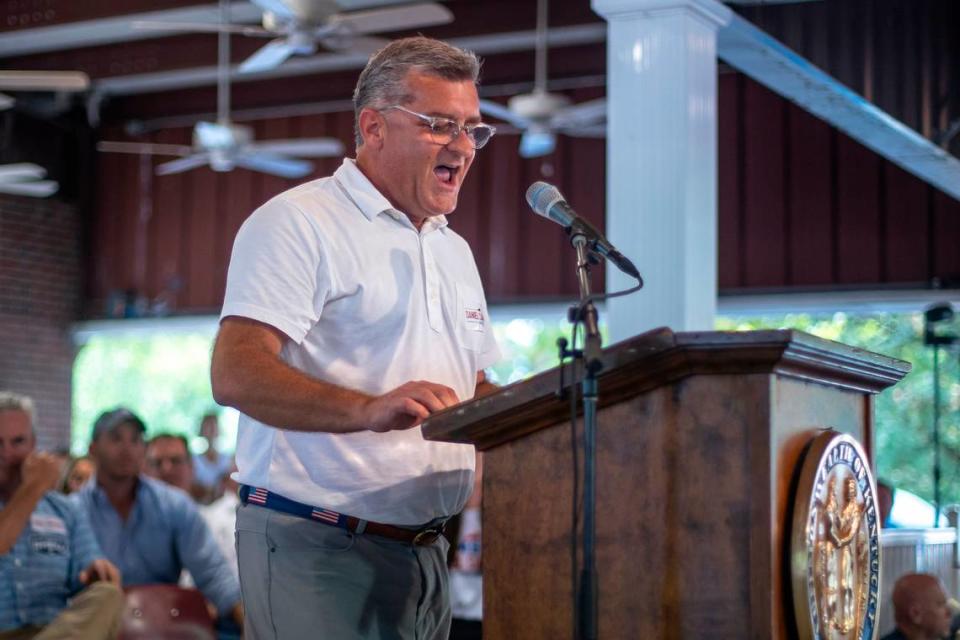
[570,224,602,640]
[924,303,957,526]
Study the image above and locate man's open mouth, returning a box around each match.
[434,164,460,185]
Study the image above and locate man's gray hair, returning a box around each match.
[0,391,35,427]
[353,36,481,148]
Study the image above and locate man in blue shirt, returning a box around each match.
[72,408,244,630]
[0,391,123,639]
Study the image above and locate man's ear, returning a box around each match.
[908,602,924,625]
[358,108,385,149]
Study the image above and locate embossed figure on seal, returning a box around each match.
[815,474,868,638]
[792,433,881,640]
[817,474,865,640]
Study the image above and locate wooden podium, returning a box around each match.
[423,328,908,639]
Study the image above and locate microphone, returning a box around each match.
[525,181,641,280]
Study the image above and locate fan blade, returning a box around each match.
[551,98,607,128]
[480,100,531,129]
[0,180,58,197]
[0,93,13,110]
[251,0,297,21]
[156,153,211,176]
[323,34,389,54]
[239,38,298,74]
[97,141,194,156]
[561,124,607,139]
[0,163,46,181]
[132,20,272,37]
[234,153,313,178]
[248,138,344,158]
[325,2,453,36]
[519,130,556,158]
[0,71,89,92]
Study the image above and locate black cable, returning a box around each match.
[575,278,644,313]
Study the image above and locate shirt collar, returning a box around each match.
[333,158,449,233]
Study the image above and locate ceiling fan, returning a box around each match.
[0,163,58,198]
[0,70,90,112]
[134,0,453,74]
[99,0,344,178]
[479,0,606,158]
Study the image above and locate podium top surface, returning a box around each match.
[422,327,910,450]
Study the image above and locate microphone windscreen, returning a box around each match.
[525,181,561,218]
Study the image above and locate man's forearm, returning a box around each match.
[0,481,46,555]
[212,337,373,433]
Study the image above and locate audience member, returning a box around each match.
[72,408,244,630]
[145,433,194,495]
[882,573,953,640]
[60,455,94,495]
[878,480,894,528]
[192,414,231,504]
[0,392,123,639]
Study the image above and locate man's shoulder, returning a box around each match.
[139,476,197,509]
[257,175,342,218]
[35,491,84,527]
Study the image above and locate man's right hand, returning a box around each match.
[361,381,460,432]
[20,453,61,494]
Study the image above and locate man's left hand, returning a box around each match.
[78,558,122,586]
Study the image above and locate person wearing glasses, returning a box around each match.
[210,36,500,639]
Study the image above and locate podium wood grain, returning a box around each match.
[423,329,908,639]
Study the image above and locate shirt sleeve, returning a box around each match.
[220,197,332,344]
[173,497,241,616]
[63,497,105,595]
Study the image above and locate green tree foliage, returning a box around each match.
[72,333,219,453]
[717,312,960,506]
[72,311,960,508]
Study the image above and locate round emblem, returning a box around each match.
[790,431,881,640]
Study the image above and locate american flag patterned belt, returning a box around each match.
[239,485,446,546]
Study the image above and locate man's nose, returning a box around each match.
[447,128,474,156]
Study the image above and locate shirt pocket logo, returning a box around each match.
[30,533,68,556]
[455,282,487,351]
[30,514,67,535]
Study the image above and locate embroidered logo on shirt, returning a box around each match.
[464,308,484,331]
[30,514,66,535]
[30,534,67,555]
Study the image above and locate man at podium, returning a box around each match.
[211,36,500,640]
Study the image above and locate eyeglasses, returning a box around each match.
[381,105,496,150]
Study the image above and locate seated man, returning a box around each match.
[0,391,122,640]
[881,573,953,640]
[72,408,243,630]
[145,433,194,496]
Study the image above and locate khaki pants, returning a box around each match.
[0,581,124,640]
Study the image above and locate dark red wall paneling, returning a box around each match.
[786,104,833,287]
[717,74,742,291]
[835,133,883,284]
[884,164,929,284]
[742,80,787,288]
[86,75,960,316]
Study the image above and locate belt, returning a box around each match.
[239,485,446,546]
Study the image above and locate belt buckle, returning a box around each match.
[412,527,442,546]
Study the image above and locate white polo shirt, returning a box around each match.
[221,158,500,525]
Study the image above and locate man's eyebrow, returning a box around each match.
[425,111,483,124]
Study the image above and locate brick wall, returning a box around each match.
[0,194,82,451]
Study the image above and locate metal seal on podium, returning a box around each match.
[790,430,881,640]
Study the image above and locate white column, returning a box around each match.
[592,0,731,342]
